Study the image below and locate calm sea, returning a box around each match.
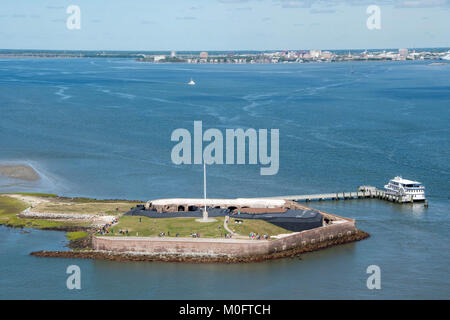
[0,58,448,299]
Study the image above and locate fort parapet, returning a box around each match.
[92,219,357,258]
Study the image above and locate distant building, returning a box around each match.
[171,50,176,57]
[399,48,408,57]
[153,55,166,62]
[309,50,322,58]
[302,52,311,59]
[287,51,298,58]
[410,49,419,60]
[321,51,333,60]
[200,51,208,58]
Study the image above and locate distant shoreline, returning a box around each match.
[1,47,449,64]
[0,55,447,65]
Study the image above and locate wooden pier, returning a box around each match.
[264,186,427,205]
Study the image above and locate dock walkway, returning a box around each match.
[263,186,425,204]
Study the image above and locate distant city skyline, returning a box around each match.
[1,0,449,51]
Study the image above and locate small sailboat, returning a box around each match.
[188,78,196,85]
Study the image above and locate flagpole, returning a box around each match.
[203,161,207,220]
[196,159,214,223]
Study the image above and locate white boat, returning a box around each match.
[384,176,426,202]
[188,78,196,85]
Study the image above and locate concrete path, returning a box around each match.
[223,215,250,239]
[223,215,235,235]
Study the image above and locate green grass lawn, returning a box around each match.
[227,217,290,237]
[0,196,27,222]
[66,231,89,240]
[99,215,291,239]
[102,216,226,238]
[0,196,90,229]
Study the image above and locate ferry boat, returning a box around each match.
[384,176,426,202]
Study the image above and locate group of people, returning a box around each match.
[156,232,200,238]
[159,231,179,237]
[98,217,119,235]
[249,232,268,240]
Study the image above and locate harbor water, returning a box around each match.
[0,58,449,299]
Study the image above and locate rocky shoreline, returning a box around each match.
[31,229,370,263]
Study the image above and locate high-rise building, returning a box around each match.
[399,48,408,57]
[200,51,208,58]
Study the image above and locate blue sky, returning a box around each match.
[1,0,449,50]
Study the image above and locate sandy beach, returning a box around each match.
[0,164,40,181]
